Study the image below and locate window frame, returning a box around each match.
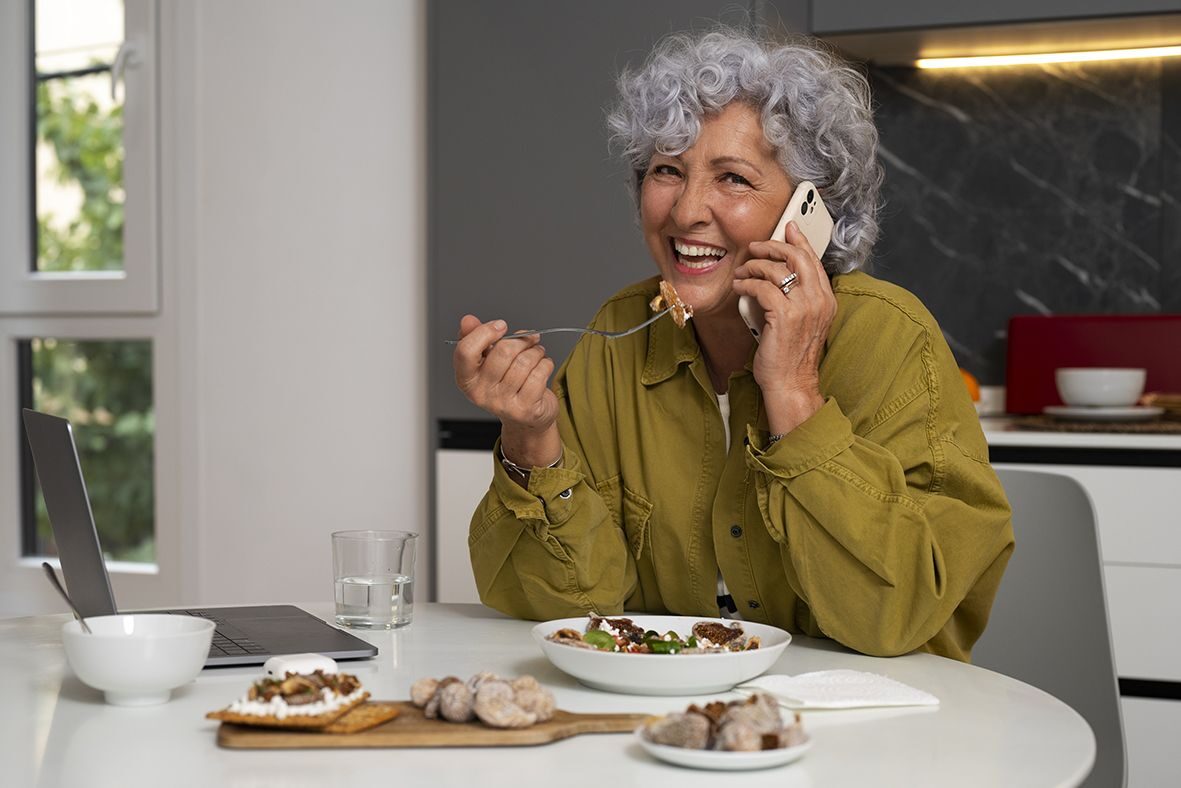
[0,0,159,315]
[0,0,178,615]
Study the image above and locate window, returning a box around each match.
[0,0,158,313]
[1,0,164,599]
[34,0,126,274]
[20,338,155,561]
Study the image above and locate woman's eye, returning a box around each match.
[651,164,681,177]
[721,172,752,186]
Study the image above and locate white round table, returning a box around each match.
[0,602,1094,787]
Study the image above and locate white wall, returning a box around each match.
[0,0,427,617]
[170,0,428,606]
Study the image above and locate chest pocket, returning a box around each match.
[596,476,654,560]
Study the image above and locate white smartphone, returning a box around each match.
[738,180,834,342]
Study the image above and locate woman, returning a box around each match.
[452,29,1013,661]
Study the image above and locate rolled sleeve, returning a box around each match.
[491,438,587,524]
[745,397,855,479]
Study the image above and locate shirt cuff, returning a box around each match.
[745,397,854,479]
[491,438,586,522]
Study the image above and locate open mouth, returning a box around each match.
[671,238,728,272]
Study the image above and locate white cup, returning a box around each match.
[1055,368,1146,408]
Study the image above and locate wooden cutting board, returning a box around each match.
[216,701,650,749]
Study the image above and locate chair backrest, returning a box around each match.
[973,468,1126,788]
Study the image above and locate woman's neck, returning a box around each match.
[694,313,755,394]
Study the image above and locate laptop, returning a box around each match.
[21,408,378,667]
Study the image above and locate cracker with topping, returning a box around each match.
[650,280,693,328]
[206,670,370,729]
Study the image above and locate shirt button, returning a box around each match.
[729,525,743,538]
[558,488,573,500]
[747,600,761,610]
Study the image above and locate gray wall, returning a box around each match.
[429,1,796,424]
[430,2,1181,417]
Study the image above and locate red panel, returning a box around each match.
[1005,315,1181,414]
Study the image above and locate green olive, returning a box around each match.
[582,630,616,650]
[645,639,681,654]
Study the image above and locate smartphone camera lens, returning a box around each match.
[806,189,814,203]
[801,203,810,214]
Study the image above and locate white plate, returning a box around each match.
[635,730,812,771]
[531,615,791,696]
[1043,405,1164,422]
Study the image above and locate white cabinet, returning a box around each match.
[1104,565,1181,682]
[993,456,1181,788]
[992,462,1181,680]
[1122,697,1181,788]
[434,449,490,605]
[1039,465,1181,567]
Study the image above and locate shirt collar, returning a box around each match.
[641,293,700,386]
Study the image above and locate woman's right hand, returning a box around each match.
[453,315,561,465]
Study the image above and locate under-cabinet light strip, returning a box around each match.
[916,45,1181,69]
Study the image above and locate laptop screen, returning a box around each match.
[22,409,119,618]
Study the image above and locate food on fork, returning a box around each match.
[546,615,761,654]
[650,280,693,328]
[206,670,370,729]
[641,693,807,752]
[410,672,556,729]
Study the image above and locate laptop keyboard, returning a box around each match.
[179,609,270,657]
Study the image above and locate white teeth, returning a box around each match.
[674,240,726,258]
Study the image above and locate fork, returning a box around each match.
[443,308,672,345]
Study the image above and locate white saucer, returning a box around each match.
[1043,405,1164,422]
[635,730,812,771]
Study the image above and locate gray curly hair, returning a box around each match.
[607,28,883,273]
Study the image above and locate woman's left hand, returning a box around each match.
[732,221,836,434]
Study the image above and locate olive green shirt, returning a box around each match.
[469,271,1014,662]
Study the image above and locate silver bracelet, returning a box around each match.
[500,444,562,479]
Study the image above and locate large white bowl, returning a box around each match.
[1055,367,1146,407]
[62,614,215,706]
[532,615,791,696]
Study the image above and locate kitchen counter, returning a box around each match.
[981,417,1181,452]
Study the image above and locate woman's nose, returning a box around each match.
[669,181,712,228]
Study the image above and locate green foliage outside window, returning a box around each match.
[31,76,154,562]
[37,79,124,272]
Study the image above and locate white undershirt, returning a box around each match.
[715,393,742,621]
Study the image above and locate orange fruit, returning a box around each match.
[960,368,981,402]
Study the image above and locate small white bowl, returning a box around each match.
[1055,368,1146,408]
[62,614,215,706]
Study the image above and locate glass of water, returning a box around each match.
[331,530,417,629]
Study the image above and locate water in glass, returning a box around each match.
[334,573,413,629]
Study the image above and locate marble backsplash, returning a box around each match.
[868,59,1180,384]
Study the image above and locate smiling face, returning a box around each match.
[640,102,793,321]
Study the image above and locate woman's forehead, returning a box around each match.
[673,103,780,167]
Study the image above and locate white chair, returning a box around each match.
[972,468,1126,788]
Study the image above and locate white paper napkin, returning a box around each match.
[737,669,940,709]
